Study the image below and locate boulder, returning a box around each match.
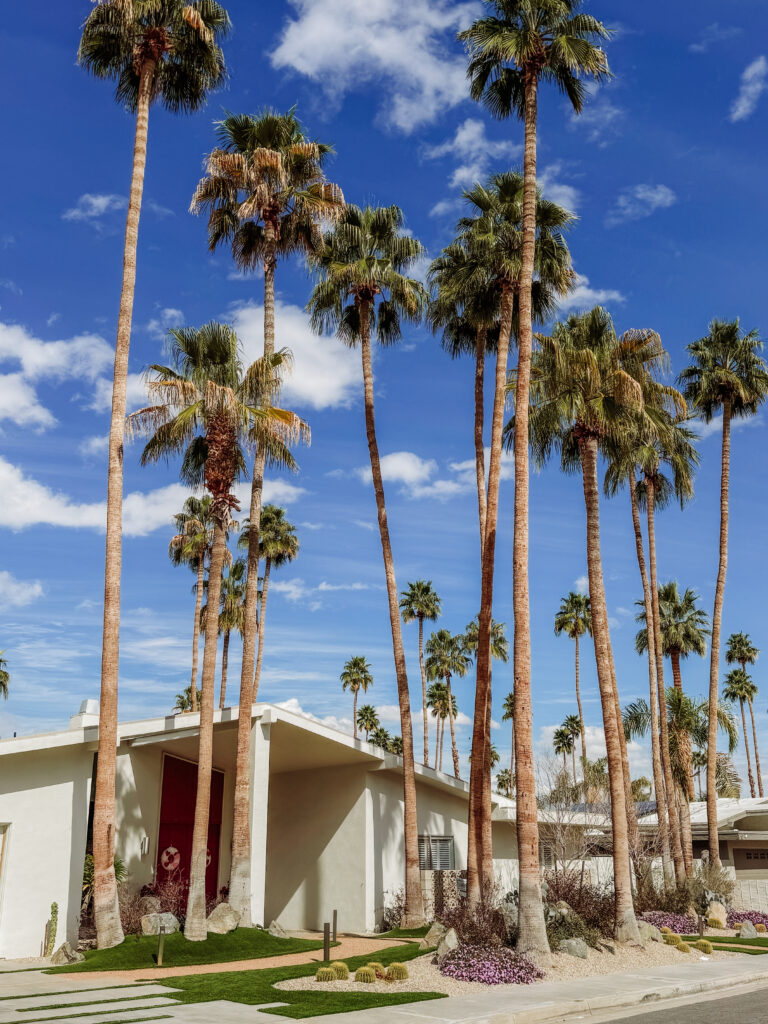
[419,921,447,950]
[558,938,589,960]
[638,921,662,944]
[268,919,288,938]
[707,901,727,924]
[436,927,459,960]
[206,902,240,935]
[138,896,162,917]
[554,900,575,917]
[740,920,758,938]
[51,942,84,966]
[141,912,180,936]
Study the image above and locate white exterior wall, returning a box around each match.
[0,746,92,958]
[492,821,519,894]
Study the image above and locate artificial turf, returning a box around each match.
[161,940,444,1018]
[377,926,431,939]
[681,935,768,953]
[48,928,326,974]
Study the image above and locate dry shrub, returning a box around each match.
[118,889,146,936]
[381,888,406,931]
[439,881,507,947]
[543,869,615,936]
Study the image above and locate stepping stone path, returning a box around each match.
[0,981,179,1024]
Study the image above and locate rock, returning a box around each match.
[740,920,758,938]
[638,922,662,944]
[268,919,288,938]
[707,901,727,924]
[559,938,589,959]
[51,942,84,966]
[206,902,240,935]
[138,896,162,916]
[436,927,459,960]
[141,912,180,936]
[554,900,574,916]
[419,921,446,950]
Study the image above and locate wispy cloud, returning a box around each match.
[730,56,768,122]
[355,449,513,500]
[605,184,677,228]
[425,118,522,188]
[62,193,127,223]
[689,23,742,55]
[690,413,764,441]
[557,273,626,313]
[146,306,185,340]
[0,570,44,607]
[569,84,624,147]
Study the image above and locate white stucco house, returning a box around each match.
[0,700,519,959]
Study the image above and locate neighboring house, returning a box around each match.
[0,701,517,959]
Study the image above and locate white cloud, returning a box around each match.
[605,184,677,228]
[425,118,522,188]
[690,413,764,441]
[0,373,55,429]
[62,193,127,222]
[271,0,478,132]
[233,480,307,509]
[0,570,44,607]
[46,313,61,327]
[537,163,581,213]
[89,373,149,414]
[574,575,589,595]
[429,197,461,219]
[557,273,626,313]
[353,519,376,531]
[355,449,513,500]
[78,434,108,458]
[377,703,473,728]
[730,56,768,122]
[147,307,185,340]
[230,300,360,410]
[270,575,373,606]
[569,87,623,147]
[689,23,742,55]
[274,697,354,735]
[355,451,437,487]
[0,459,304,537]
[316,581,372,592]
[0,279,22,295]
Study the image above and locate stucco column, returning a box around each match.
[250,712,272,926]
[364,782,376,932]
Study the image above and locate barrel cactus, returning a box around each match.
[355,966,376,983]
[663,932,681,945]
[677,941,691,953]
[694,939,713,954]
[757,924,767,934]
[315,967,336,983]
[660,926,672,935]
[707,917,725,929]
[366,961,385,975]
[330,961,349,980]
[387,962,409,981]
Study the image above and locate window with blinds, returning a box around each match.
[418,835,455,870]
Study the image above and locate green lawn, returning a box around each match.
[48,928,326,973]
[682,935,768,953]
[377,926,431,939]
[162,941,443,1018]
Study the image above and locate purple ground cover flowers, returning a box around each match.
[639,911,696,933]
[727,909,768,928]
[438,945,543,985]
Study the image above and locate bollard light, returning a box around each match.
[157,923,166,967]
[323,922,331,963]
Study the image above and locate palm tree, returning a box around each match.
[192,108,340,922]
[0,652,8,700]
[425,630,470,779]
[371,727,393,751]
[523,307,674,943]
[469,744,501,770]
[78,0,229,950]
[390,736,404,756]
[692,748,707,800]
[496,768,513,798]
[308,203,427,926]
[173,684,201,713]
[427,682,455,772]
[502,691,515,790]
[723,669,758,797]
[169,496,214,714]
[460,2,608,956]
[679,319,768,864]
[238,506,299,697]
[341,657,373,739]
[356,704,379,740]
[455,172,574,915]
[128,321,304,940]
[216,557,247,708]
[563,714,582,785]
[552,726,574,778]
[400,581,442,766]
[631,777,652,802]
[726,632,763,796]
[554,593,592,768]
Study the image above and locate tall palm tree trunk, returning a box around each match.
[571,747,577,787]
[445,675,460,778]
[359,301,423,926]
[579,434,640,944]
[740,700,756,797]
[253,557,272,694]
[219,629,230,709]
[353,688,358,739]
[676,784,694,875]
[574,635,587,772]
[418,617,429,766]
[510,719,515,788]
[646,479,687,882]
[511,71,548,957]
[628,480,673,886]
[190,557,204,713]
[707,402,731,866]
[228,236,276,924]
[670,650,696,801]
[474,326,487,553]
[185,515,228,940]
[748,700,764,797]
[93,59,156,950]
[438,718,444,772]
[609,656,640,859]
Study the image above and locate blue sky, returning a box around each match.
[1,1,767,790]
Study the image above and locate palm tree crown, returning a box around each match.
[679,319,768,422]
[726,632,760,672]
[357,704,379,739]
[425,630,472,684]
[169,495,214,570]
[240,504,299,567]
[0,652,8,700]
[635,583,710,660]
[554,592,592,640]
[341,657,373,696]
[400,581,442,625]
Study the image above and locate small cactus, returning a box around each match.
[315,967,336,983]
[677,941,691,953]
[387,962,409,981]
[330,961,349,979]
[758,924,767,934]
[708,917,725,929]
[366,961,385,975]
[694,939,713,954]
[660,926,672,935]
[663,932,681,945]
[355,966,376,983]
[44,903,58,958]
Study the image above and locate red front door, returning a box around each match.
[157,754,224,902]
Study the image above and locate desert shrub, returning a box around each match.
[315,967,336,983]
[543,870,615,935]
[694,939,713,954]
[677,941,691,953]
[545,907,601,949]
[726,909,768,929]
[387,963,409,981]
[707,917,725,930]
[438,945,543,985]
[663,932,681,945]
[440,884,506,947]
[650,881,696,916]
[330,961,349,980]
[118,889,146,935]
[139,874,188,928]
[640,911,696,934]
[688,862,735,916]
[355,967,376,984]
[381,888,406,932]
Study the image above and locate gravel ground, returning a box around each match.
[275,942,738,998]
